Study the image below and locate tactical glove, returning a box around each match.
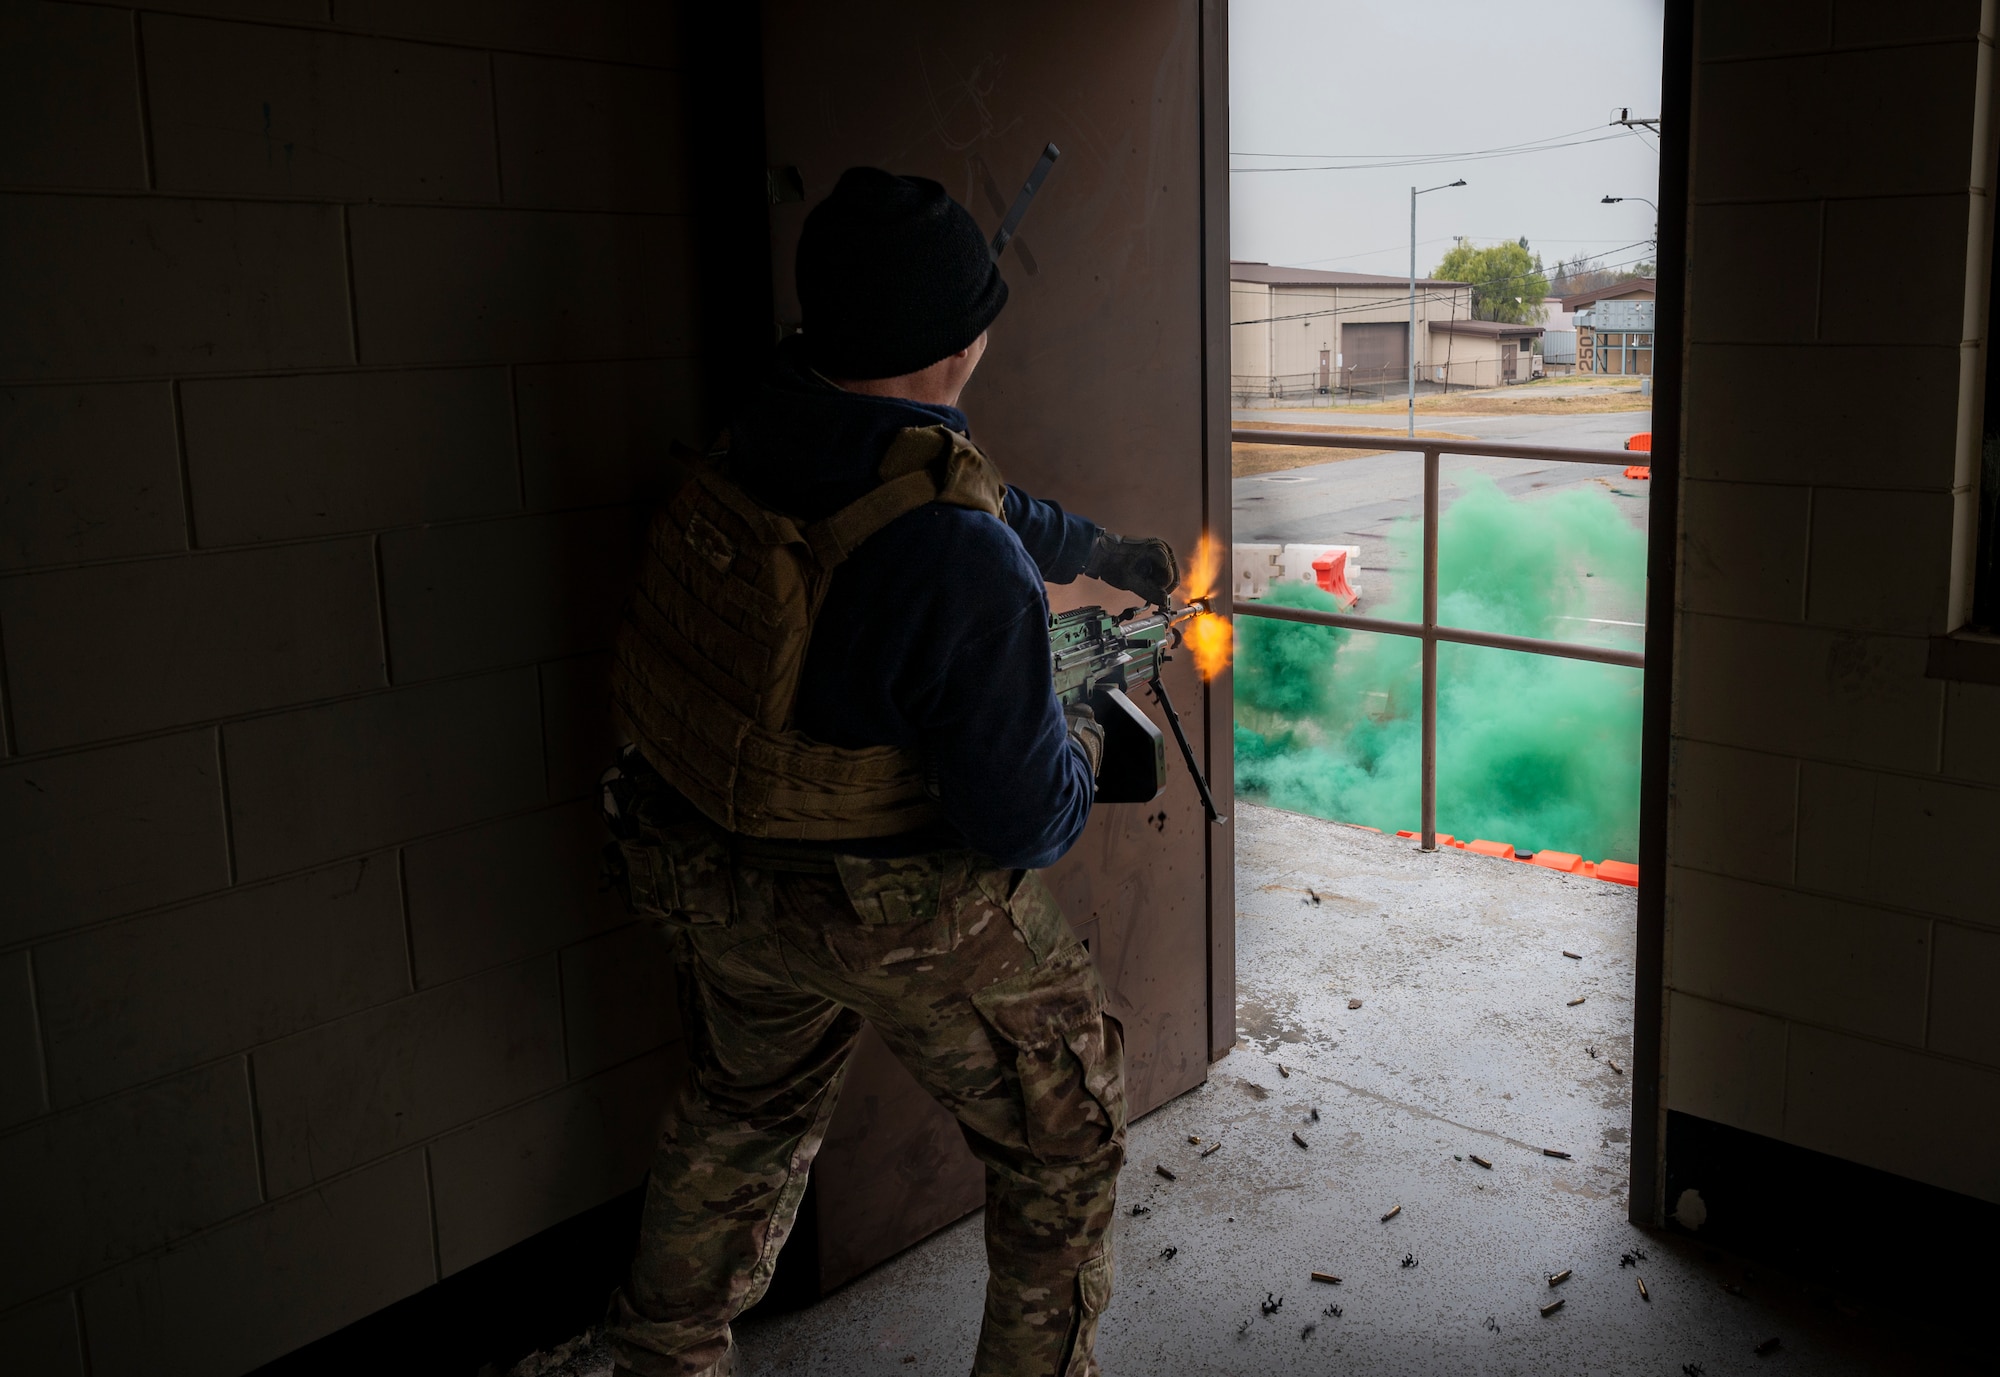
[1084,531,1181,607]
[1064,703,1105,778]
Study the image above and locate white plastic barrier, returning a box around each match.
[1233,543,1363,603]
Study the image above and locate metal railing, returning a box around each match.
[1229,427,1646,854]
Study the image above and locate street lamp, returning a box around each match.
[1602,194,1658,251]
[1410,179,1466,436]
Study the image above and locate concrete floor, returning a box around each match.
[525,805,1958,1376]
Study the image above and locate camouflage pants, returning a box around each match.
[605,849,1127,1377]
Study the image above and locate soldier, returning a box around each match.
[602,167,1179,1377]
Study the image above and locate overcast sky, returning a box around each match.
[1229,0,1666,279]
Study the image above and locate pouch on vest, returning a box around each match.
[611,425,1008,842]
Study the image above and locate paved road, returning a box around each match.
[1233,408,1653,633]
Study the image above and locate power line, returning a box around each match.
[1228,243,1657,327]
[1230,122,1606,162]
[1277,234,1646,270]
[1231,130,1643,174]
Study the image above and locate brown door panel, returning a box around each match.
[760,0,1228,1289]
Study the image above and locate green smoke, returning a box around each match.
[1235,473,1645,862]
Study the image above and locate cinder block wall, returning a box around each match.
[0,4,704,1370]
[1667,0,2000,1203]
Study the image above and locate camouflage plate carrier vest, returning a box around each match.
[611,425,1007,842]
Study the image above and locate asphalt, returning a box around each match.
[512,805,1957,1377]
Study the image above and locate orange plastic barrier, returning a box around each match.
[1311,550,1360,608]
[1529,849,1584,874]
[1622,463,1652,480]
[1595,859,1639,887]
[1625,432,1652,452]
[1466,839,1516,859]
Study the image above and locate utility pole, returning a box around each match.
[1409,179,1466,436]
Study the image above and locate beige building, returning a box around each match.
[1427,318,1545,389]
[1230,261,1474,400]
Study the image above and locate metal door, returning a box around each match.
[1342,321,1409,385]
[759,0,1232,1290]
[1503,341,1518,381]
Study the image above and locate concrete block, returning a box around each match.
[1668,865,1929,1044]
[348,205,698,365]
[1834,0,1984,45]
[327,0,679,65]
[1806,487,1955,635]
[540,651,619,803]
[80,1150,434,1377]
[1676,480,1809,623]
[0,1,145,189]
[1785,1024,2000,1203]
[36,855,408,1107]
[403,800,624,988]
[0,950,46,1129]
[0,1294,83,1377]
[254,958,564,1193]
[429,1046,675,1276]
[1942,680,2000,785]
[181,368,518,545]
[1675,616,1943,772]
[1931,921,2000,1067]
[1684,343,1959,489]
[1693,45,1978,202]
[0,194,350,379]
[1663,990,1786,1140]
[495,55,687,212]
[143,13,496,203]
[0,383,184,571]
[0,540,383,752]
[1668,739,1797,886]
[1686,201,1822,345]
[516,358,705,511]
[1698,0,1829,58]
[561,923,678,1079]
[0,1059,260,1309]
[224,670,546,881]
[1819,195,1973,346]
[1796,760,2000,924]
[0,730,228,945]
[379,508,635,682]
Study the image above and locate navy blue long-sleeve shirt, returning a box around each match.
[723,340,1101,868]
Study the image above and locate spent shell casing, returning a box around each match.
[1201,1141,1223,1157]
[1567,996,1587,1007]
[1637,1276,1650,1301]
[1311,1271,1342,1285]
[1543,1148,1572,1159]
[1608,1059,1625,1074]
[1292,1131,1310,1149]
[1380,1204,1402,1222]
[1547,1269,1572,1286]
[1188,1134,1202,1144]
[1277,1064,1290,1078]
[1562,951,1582,959]
[1155,1164,1178,1182]
[1469,1154,1493,1169]
[1540,1298,1565,1318]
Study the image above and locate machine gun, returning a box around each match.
[1050,601,1226,825]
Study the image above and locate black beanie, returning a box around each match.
[796,167,1008,380]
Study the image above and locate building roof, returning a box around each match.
[1428,319,1544,337]
[1231,260,1469,289]
[1561,277,1656,310]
